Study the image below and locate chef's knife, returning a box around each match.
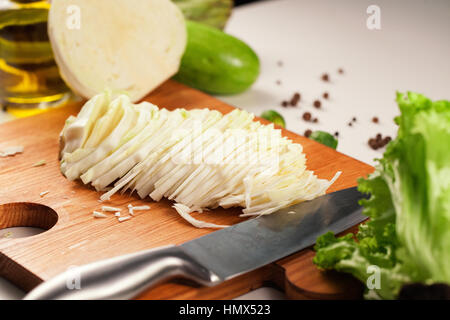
[24,187,366,300]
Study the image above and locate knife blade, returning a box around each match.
[182,186,366,280]
[24,187,366,300]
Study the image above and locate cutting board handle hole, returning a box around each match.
[0,203,58,238]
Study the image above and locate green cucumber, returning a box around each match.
[174,20,260,95]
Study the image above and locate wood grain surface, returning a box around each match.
[0,80,373,299]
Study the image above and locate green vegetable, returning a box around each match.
[314,92,450,299]
[309,131,338,149]
[174,20,260,95]
[260,110,286,128]
[172,0,232,30]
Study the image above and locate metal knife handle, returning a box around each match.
[24,245,221,300]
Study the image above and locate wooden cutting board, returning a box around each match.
[0,80,373,299]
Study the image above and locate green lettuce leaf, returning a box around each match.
[313,92,450,299]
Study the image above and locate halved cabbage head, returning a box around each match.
[48,0,187,102]
[60,93,340,228]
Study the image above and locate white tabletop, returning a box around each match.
[1,0,449,299]
[219,0,450,166]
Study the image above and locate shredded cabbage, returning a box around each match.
[60,93,340,228]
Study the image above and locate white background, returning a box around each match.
[1,0,449,299]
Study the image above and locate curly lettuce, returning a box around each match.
[313,92,450,299]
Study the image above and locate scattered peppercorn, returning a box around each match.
[348,122,352,127]
[313,100,321,109]
[276,80,281,85]
[302,112,312,121]
[290,92,301,106]
[323,92,329,99]
[368,138,378,149]
[338,68,344,74]
[304,129,312,138]
[313,118,318,123]
[372,117,379,123]
[281,101,288,107]
[334,131,339,137]
[368,134,392,150]
[321,73,329,82]
[352,117,357,122]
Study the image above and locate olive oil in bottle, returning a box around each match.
[0,0,69,108]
